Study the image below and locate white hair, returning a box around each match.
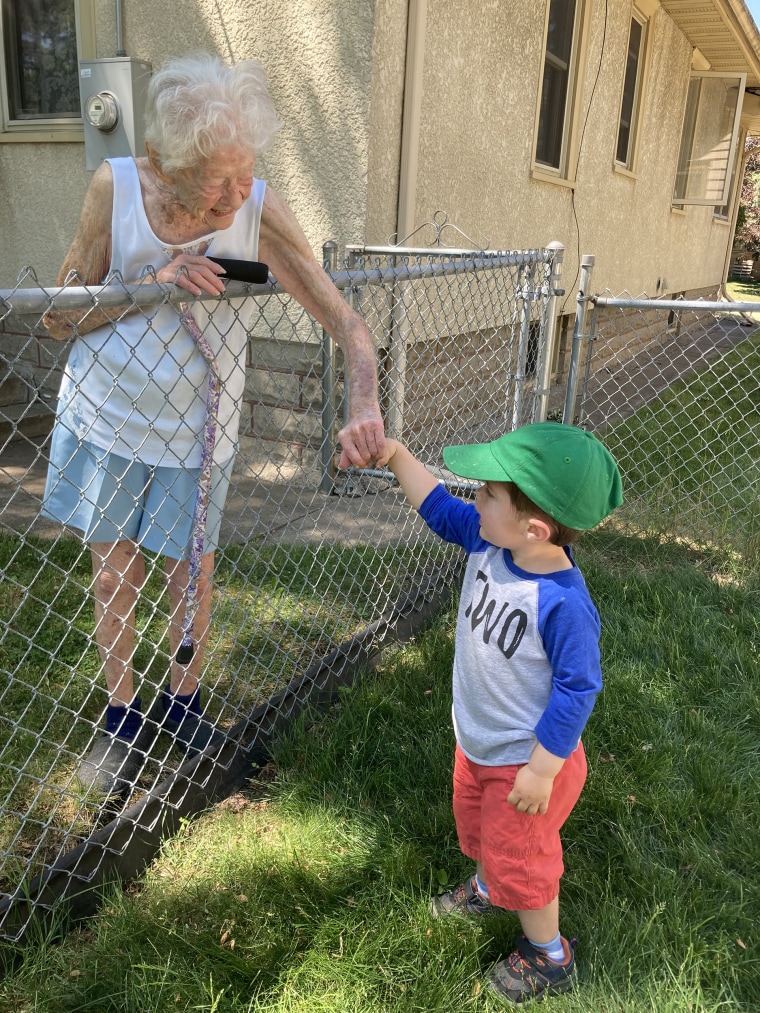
[144,52,282,173]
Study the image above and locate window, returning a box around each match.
[0,0,95,139]
[616,9,648,170]
[534,0,589,180]
[673,71,746,206]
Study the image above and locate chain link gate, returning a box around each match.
[0,240,563,941]
[562,257,760,558]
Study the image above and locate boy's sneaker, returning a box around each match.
[431,875,494,917]
[488,936,577,1005]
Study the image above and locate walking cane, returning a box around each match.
[176,259,269,665]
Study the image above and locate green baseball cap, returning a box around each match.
[442,422,623,530]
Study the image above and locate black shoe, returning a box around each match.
[75,721,156,798]
[488,936,577,1005]
[163,709,220,758]
[431,876,495,917]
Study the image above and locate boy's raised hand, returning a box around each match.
[373,439,440,510]
[372,438,399,469]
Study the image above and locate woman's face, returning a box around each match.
[172,146,256,231]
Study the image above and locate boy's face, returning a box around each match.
[473,481,527,549]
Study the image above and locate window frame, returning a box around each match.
[672,70,746,207]
[614,6,650,174]
[0,0,96,142]
[531,0,592,186]
[713,125,744,223]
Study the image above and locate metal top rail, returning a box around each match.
[346,245,555,260]
[592,295,760,313]
[1,251,556,319]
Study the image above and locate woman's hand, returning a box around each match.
[153,253,227,297]
[338,414,387,470]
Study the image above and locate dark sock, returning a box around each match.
[164,684,201,725]
[106,697,143,740]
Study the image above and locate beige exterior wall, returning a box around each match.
[365,0,733,300]
[0,1,744,294]
[0,0,375,288]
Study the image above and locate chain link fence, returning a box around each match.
[563,260,760,557]
[3,241,756,943]
[0,241,563,941]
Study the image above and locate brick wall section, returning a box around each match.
[238,332,343,479]
[399,326,521,451]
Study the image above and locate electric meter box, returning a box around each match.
[79,57,152,170]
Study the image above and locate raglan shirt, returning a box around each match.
[419,483,602,766]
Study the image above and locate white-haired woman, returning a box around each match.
[42,52,385,798]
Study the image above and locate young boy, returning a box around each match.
[374,422,622,1004]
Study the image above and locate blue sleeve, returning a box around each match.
[418,483,486,553]
[533,587,602,758]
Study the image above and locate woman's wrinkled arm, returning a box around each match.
[258,185,385,469]
[42,162,116,340]
[42,163,226,341]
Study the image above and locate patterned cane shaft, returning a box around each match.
[177,305,222,663]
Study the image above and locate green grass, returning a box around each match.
[0,533,453,890]
[602,331,760,555]
[1,531,757,1012]
[725,278,760,301]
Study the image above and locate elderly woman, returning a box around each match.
[42,53,384,798]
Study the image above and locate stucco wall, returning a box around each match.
[0,2,742,298]
[0,0,375,288]
[365,1,734,300]
[364,0,407,245]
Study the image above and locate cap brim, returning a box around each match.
[442,443,513,481]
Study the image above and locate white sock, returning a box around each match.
[474,874,490,900]
[529,932,565,962]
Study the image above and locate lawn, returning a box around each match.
[1,530,757,1013]
[725,277,760,302]
[0,535,450,895]
[602,330,760,557]
[2,312,759,1010]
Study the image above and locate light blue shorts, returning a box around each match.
[42,426,234,560]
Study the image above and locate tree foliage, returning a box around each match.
[734,136,760,256]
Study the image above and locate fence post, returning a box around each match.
[387,257,408,441]
[532,241,565,423]
[512,260,537,429]
[563,254,595,426]
[343,248,359,431]
[320,240,339,494]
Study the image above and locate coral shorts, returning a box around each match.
[452,741,587,911]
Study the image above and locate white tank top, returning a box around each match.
[58,157,266,468]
